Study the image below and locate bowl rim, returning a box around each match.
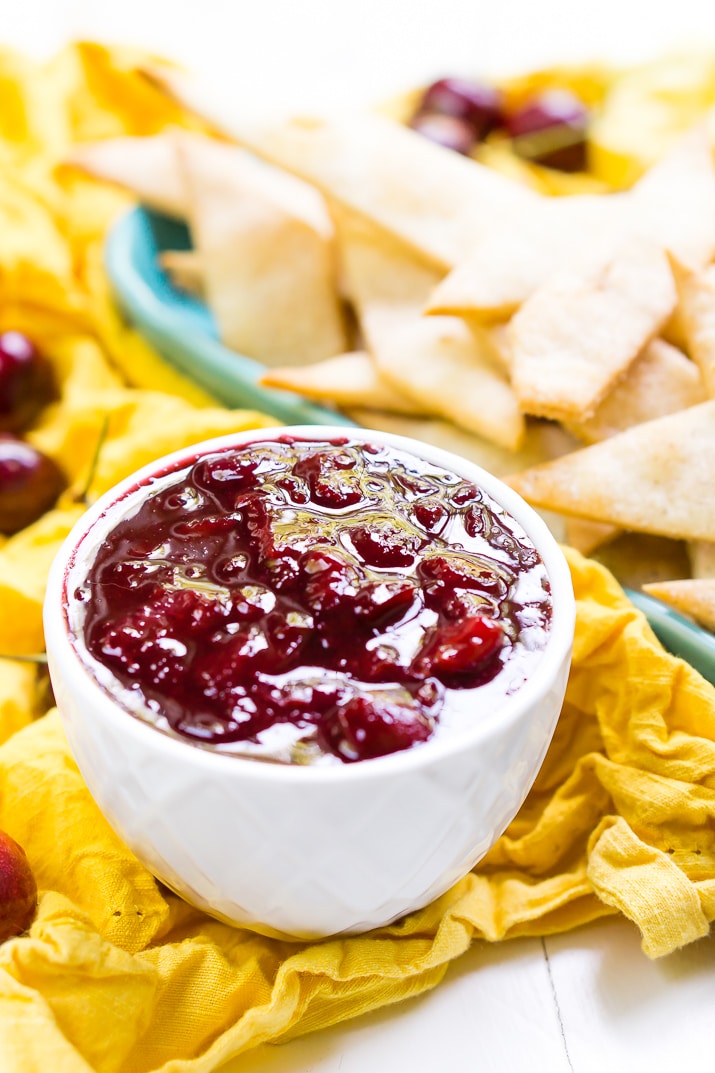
[43,423,575,783]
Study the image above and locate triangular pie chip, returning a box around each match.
[158,250,205,297]
[594,534,690,590]
[260,351,426,415]
[426,125,715,320]
[671,258,715,397]
[509,239,677,421]
[566,338,705,443]
[345,410,570,481]
[563,518,620,555]
[627,125,715,269]
[688,541,715,579]
[425,194,624,320]
[65,132,190,217]
[176,133,347,365]
[144,65,537,271]
[507,400,715,541]
[337,213,524,450]
[642,579,715,632]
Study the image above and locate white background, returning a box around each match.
[4,1,715,1069]
[5,0,715,110]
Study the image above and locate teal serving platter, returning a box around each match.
[625,589,715,686]
[105,206,715,686]
[104,206,354,427]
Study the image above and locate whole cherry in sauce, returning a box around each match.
[0,434,64,534]
[0,332,56,433]
[79,438,552,765]
[505,90,589,172]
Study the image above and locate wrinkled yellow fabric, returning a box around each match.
[0,42,277,660]
[1,39,715,1073]
[3,552,715,1073]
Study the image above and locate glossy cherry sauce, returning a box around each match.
[74,437,552,764]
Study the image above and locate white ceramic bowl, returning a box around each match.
[43,425,575,940]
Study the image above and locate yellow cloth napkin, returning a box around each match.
[2,551,715,1073]
[1,39,715,1073]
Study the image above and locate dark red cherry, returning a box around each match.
[0,829,37,943]
[322,693,434,762]
[414,615,504,684]
[505,90,589,172]
[409,112,478,155]
[350,523,419,569]
[0,332,56,433]
[293,449,364,510]
[0,435,64,534]
[95,608,188,691]
[419,78,504,138]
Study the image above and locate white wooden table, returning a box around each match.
[6,1,715,1067]
[227,919,715,1072]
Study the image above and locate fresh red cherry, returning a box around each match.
[0,434,65,534]
[0,829,37,943]
[409,112,478,155]
[0,332,56,433]
[505,90,589,172]
[419,77,504,138]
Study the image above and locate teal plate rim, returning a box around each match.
[625,589,715,686]
[104,205,355,427]
[105,205,715,686]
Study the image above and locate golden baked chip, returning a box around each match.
[144,66,537,271]
[425,194,623,320]
[563,518,620,556]
[566,338,705,443]
[594,533,691,590]
[65,132,190,217]
[176,134,347,365]
[260,351,426,415]
[345,410,571,480]
[671,258,715,396]
[507,400,715,541]
[338,214,524,450]
[509,240,677,421]
[426,125,715,320]
[642,578,715,632]
[158,250,205,297]
[688,541,715,579]
[628,125,715,268]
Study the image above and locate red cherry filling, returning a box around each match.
[95,610,189,691]
[414,615,504,683]
[292,448,364,509]
[81,437,551,763]
[322,693,435,763]
[350,523,420,569]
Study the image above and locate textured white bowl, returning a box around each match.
[43,425,574,940]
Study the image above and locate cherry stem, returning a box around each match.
[74,414,109,506]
